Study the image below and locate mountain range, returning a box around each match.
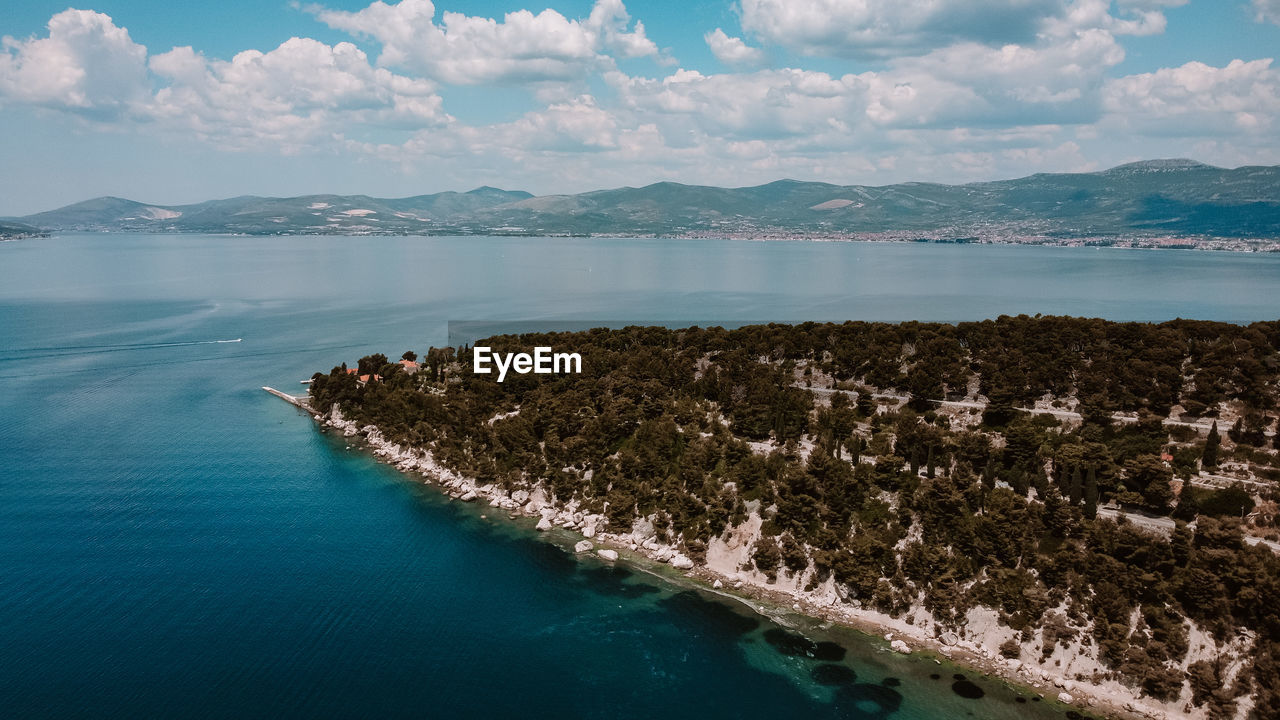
[6,159,1279,239]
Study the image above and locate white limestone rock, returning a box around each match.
[671,554,694,570]
[1058,692,1073,705]
[597,549,618,561]
[891,640,910,654]
[459,491,477,502]
[535,517,552,532]
[574,540,593,553]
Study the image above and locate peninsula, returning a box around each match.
[299,318,1280,719]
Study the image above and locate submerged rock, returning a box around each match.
[574,540,594,553]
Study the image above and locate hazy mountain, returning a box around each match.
[0,219,47,239]
[16,160,1280,239]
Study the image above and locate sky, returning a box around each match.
[1,0,1279,214]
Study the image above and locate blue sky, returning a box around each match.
[2,0,1279,214]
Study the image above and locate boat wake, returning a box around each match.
[1,338,244,361]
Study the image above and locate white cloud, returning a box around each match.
[736,0,1186,58]
[608,68,866,141]
[1,2,1275,196]
[736,0,1068,59]
[704,29,765,67]
[0,9,446,151]
[310,0,658,85]
[1254,0,1280,25]
[0,9,148,117]
[147,38,445,150]
[1102,58,1280,136]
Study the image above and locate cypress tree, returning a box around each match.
[926,445,936,479]
[1083,466,1099,519]
[1069,466,1083,505]
[981,461,996,491]
[1202,421,1220,469]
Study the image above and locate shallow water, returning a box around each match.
[4,234,1277,718]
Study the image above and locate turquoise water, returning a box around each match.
[3,234,1279,719]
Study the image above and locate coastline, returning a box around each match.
[273,390,1220,720]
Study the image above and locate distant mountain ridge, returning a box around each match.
[10,160,1280,239]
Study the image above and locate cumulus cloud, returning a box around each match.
[310,0,658,85]
[608,68,864,141]
[0,9,446,150]
[1103,58,1280,136]
[0,9,148,117]
[148,38,447,150]
[737,0,1186,58]
[704,29,765,67]
[0,2,1275,194]
[736,0,1065,59]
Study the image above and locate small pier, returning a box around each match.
[263,386,313,412]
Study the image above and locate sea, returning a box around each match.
[3,233,1279,719]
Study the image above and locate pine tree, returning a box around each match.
[1202,421,1220,469]
[1032,468,1049,497]
[1228,416,1243,443]
[1069,466,1083,505]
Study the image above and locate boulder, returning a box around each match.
[574,540,593,553]
[671,554,694,570]
[459,491,477,502]
[511,490,530,504]
[712,579,723,589]
[940,631,959,646]
[582,525,596,539]
[597,549,619,561]
[891,640,910,654]
[535,517,552,531]
[1057,692,1074,705]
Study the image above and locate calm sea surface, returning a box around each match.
[3,234,1279,719]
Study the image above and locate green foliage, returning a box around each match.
[308,318,1280,707]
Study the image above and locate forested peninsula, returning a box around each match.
[306,317,1280,719]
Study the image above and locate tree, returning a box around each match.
[1069,466,1083,505]
[1202,422,1220,469]
[401,350,418,362]
[357,353,388,376]
[1083,466,1099,519]
[1125,454,1173,512]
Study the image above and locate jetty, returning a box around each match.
[263,386,313,412]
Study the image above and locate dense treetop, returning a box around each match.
[310,317,1280,718]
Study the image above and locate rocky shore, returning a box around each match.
[311,401,1246,720]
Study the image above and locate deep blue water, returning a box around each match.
[3,234,1279,719]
